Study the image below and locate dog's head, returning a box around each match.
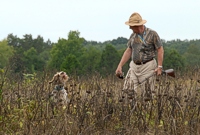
[49,71,69,86]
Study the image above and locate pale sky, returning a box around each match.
[0,0,200,42]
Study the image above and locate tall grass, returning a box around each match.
[0,68,200,135]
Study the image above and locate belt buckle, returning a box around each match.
[135,60,142,65]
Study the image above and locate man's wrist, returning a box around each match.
[158,65,163,69]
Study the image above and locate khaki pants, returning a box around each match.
[123,59,157,97]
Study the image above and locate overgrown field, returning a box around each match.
[1,68,200,135]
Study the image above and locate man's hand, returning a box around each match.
[154,67,162,75]
[115,66,124,79]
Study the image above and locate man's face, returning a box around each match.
[129,25,144,34]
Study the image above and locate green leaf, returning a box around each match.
[19,121,23,128]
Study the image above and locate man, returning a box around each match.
[115,12,164,95]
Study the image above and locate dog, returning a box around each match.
[49,71,69,89]
[49,71,70,108]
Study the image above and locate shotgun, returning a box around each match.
[116,68,175,80]
[162,69,175,78]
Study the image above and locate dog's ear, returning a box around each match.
[54,72,61,76]
[66,75,69,81]
[54,73,60,78]
[49,73,59,84]
[49,77,55,83]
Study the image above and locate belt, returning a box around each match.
[134,58,153,65]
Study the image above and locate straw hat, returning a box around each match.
[125,12,147,26]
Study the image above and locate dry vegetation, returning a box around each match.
[1,67,200,135]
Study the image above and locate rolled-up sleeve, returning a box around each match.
[127,33,135,48]
[153,32,162,49]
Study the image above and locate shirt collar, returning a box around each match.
[137,25,146,37]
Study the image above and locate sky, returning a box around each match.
[0,0,200,43]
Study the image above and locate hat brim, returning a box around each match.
[125,20,147,26]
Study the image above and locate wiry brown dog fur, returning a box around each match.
[49,71,70,108]
[49,71,69,88]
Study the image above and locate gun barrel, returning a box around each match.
[163,69,175,78]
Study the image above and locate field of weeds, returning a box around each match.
[1,68,200,135]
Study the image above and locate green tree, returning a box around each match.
[163,48,186,70]
[0,39,14,68]
[99,44,120,75]
[48,39,68,69]
[79,46,101,74]
[48,31,85,70]
[23,47,45,73]
[33,35,52,53]
[184,44,200,66]
[61,54,81,75]
[65,31,85,58]
[7,34,21,47]
[7,34,52,73]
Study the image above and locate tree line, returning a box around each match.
[0,30,200,77]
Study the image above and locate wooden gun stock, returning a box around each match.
[162,69,175,78]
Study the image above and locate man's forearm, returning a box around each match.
[118,48,132,68]
[157,46,164,66]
